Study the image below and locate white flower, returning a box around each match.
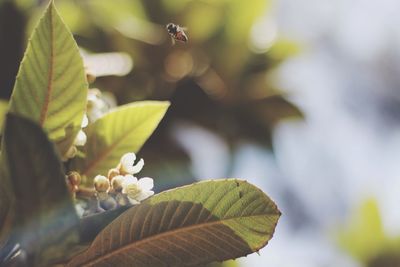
[74,130,87,146]
[73,114,88,147]
[121,175,154,204]
[62,115,88,161]
[81,114,89,128]
[119,153,144,175]
[87,89,108,122]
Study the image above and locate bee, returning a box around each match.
[166,23,188,43]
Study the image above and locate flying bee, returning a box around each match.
[166,23,188,44]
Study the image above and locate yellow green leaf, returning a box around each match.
[9,0,87,156]
[71,101,170,181]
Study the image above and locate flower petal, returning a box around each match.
[74,130,87,146]
[127,197,140,205]
[121,153,136,166]
[121,175,139,195]
[122,174,137,185]
[81,114,89,128]
[136,190,154,201]
[130,158,144,174]
[138,177,154,191]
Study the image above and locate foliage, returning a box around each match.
[67,179,280,267]
[2,0,302,192]
[8,1,87,156]
[0,100,8,129]
[0,1,280,266]
[3,114,80,266]
[71,101,170,182]
[337,198,400,266]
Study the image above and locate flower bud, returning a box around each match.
[66,171,81,194]
[86,72,96,84]
[94,175,110,192]
[62,146,78,161]
[67,171,82,186]
[107,168,120,181]
[111,175,124,192]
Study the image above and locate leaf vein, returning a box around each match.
[39,5,55,126]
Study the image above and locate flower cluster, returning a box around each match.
[87,88,115,123]
[71,152,154,217]
[107,152,153,204]
[62,114,88,161]
[62,88,116,161]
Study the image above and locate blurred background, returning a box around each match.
[1,0,400,266]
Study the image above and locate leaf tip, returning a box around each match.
[160,101,171,109]
[45,0,56,13]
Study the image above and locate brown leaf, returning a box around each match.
[68,179,280,267]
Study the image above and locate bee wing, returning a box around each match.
[170,37,176,45]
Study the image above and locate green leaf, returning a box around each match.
[337,198,388,263]
[0,100,8,131]
[0,103,13,258]
[3,113,80,266]
[71,101,170,180]
[67,179,280,267]
[8,0,87,156]
[225,0,268,43]
[207,261,239,267]
[0,191,14,259]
